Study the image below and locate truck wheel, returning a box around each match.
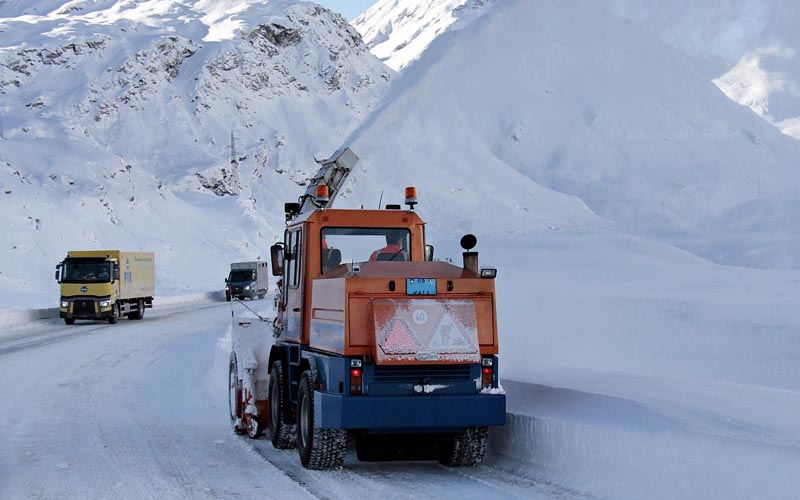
[439,426,488,467]
[64,318,75,325]
[297,368,347,470]
[108,303,118,324]
[268,361,295,449]
[129,298,145,320]
[229,354,245,434]
[225,293,231,302]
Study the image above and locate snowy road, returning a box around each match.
[0,301,581,500]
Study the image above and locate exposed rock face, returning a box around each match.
[0,1,394,294]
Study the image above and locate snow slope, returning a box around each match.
[358,0,800,140]
[609,0,800,140]
[348,0,800,270]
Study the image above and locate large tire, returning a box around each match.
[128,298,145,320]
[297,368,347,470]
[268,361,295,449]
[439,426,488,467]
[225,292,231,302]
[229,354,244,434]
[108,303,118,324]
[64,318,75,325]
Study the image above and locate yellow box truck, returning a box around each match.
[55,250,155,325]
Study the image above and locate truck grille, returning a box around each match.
[373,364,473,383]
[73,301,96,315]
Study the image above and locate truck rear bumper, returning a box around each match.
[314,392,506,430]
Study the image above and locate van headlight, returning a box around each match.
[244,285,250,290]
[61,300,69,308]
[99,299,111,308]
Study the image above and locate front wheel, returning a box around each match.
[64,318,75,325]
[268,361,295,449]
[108,303,118,324]
[297,368,347,470]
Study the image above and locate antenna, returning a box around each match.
[230,130,237,165]
[377,190,384,209]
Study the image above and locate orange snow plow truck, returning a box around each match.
[228,149,505,469]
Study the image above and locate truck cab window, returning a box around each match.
[321,228,410,265]
[288,229,302,288]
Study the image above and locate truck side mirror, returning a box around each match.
[425,244,434,262]
[270,244,284,277]
[54,263,62,282]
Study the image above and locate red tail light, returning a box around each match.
[350,368,363,395]
[481,366,493,390]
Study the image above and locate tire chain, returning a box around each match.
[441,426,488,467]
[270,361,297,449]
[302,365,347,470]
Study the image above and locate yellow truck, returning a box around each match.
[55,250,155,325]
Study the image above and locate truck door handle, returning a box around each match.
[292,307,300,312]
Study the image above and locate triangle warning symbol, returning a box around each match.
[426,314,475,354]
[381,318,417,354]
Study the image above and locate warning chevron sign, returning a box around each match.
[373,299,480,363]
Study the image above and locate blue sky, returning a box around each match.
[315,0,376,20]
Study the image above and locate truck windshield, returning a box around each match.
[321,227,410,273]
[62,259,111,283]
[229,270,255,282]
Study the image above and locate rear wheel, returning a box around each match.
[128,298,145,320]
[64,318,75,325]
[135,298,145,319]
[297,367,347,470]
[439,426,488,467]
[268,361,295,449]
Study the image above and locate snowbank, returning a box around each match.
[488,379,800,500]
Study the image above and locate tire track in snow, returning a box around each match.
[243,435,589,499]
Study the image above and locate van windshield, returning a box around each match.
[229,270,255,282]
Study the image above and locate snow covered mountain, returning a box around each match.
[353,0,493,71]
[357,0,800,139]
[350,0,800,269]
[0,0,392,304]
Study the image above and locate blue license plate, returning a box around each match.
[406,278,437,295]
